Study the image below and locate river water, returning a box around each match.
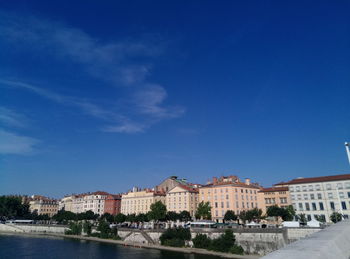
[0,234,223,259]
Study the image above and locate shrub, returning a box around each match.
[160,227,191,247]
[192,234,211,249]
[65,222,82,235]
[209,230,236,253]
[230,244,244,255]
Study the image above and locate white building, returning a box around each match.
[69,191,109,215]
[280,174,350,222]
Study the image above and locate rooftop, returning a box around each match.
[276,173,350,185]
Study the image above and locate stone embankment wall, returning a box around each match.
[118,227,322,255]
[0,224,67,234]
[0,224,321,256]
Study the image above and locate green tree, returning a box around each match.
[192,233,211,248]
[296,213,307,224]
[52,210,77,223]
[179,211,191,222]
[115,213,126,223]
[97,220,111,238]
[209,230,236,253]
[135,213,148,222]
[100,213,114,223]
[224,210,237,222]
[126,213,136,222]
[266,205,295,221]
[160,227,191,247]
[148,201,167,222]
[239,208,263,223]
[330,212,342,223]
[83,221,92,235]
[195,201,212,220]
[166,211,180,221]
[65,222,82,235]
[0,196,31,219]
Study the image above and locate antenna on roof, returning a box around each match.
[345,142,350,165]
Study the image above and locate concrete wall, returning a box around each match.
[0,224,323,256]
[117,227,322,255]
[261,220,350,259]
[0,224,67,234]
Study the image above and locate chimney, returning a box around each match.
[245,178,251,185]
[213,177,218,185]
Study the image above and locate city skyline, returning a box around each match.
[1,1,350,197]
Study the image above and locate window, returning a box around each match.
[303,194,308,200]
[302,186,307,191]
[330,202,335,210]
[345,182,350,189]
[221,202,224,208]
[317,193,322,199]
[310,194,315,199]
[226,202,229,208]
[308,185,314,191]
[328,193,333,199]
[289,186,294,192]
[326,184,331,190]
[316,185,321,191]
[312,203,317,210]
[215,202,218,208]
[296,186,300,192]
[337,183,343,190]
[307,215,312,221]
[319,202,324,210]
[305,203,310,211]
[339,192,345,198]
[298,203,303,210]
[348,192,350,198]
[226,194,229,199]
[342,201,347,210]
[297,194,301,200]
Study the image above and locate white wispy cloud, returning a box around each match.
[0,129,38,155]
[0,107,27,128]
[0,12,185,133]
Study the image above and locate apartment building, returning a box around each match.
[68,191,109,215]
[199,175,262,222]
[121,188,166,215]
[166,184,199,218]
[59,195,74,212]
[29,195,59,217]
[258,186,291,214]
[281,174,350,222]
[104,194,122,215]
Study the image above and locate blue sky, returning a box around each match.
[0,1,349,198]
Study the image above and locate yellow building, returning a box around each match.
[121,188,166,215]
[166,184,199,218]
[199,176,262,222]
[29,195,59,217]
[257,186,291,214]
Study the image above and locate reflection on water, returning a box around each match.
[0,234,222,259]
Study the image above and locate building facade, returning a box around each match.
[29,195,59,217]
[121,188,166,215]
[199,176,262,222]
[166,185,199,218]
[104,194,122,215]
[59,195,74,212]
[258,186,291,214]
[155,176,190,193]
[283,174,350,222]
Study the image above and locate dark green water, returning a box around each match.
[0,234,223,259]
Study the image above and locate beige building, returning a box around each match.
[59,195,74,212]
[166,184,199,218]
[199,175,262,222]
[29,195,59,217]
[121,188,166,215]
[155,176,190,193]
[257,186,291,214]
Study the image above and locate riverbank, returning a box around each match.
[0,231,260,259]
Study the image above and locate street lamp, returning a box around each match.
[345,142,350,165]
